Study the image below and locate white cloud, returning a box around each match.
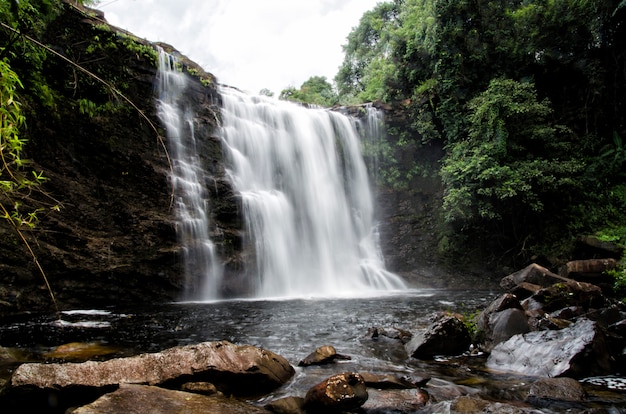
[97,0,380,95]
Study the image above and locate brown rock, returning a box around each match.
[43,342,119,361]
[264,396,306,414]
[71,384,270,414]
[298,345,350,367]
[501,263,568,291]
[304,372,368,412]
[11,341,294,397]
[527,377,586,402]
[360,372,423,389]
[180,382,220,396]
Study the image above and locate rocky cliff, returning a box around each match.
[0,2,486,316]
[0,2,241,314]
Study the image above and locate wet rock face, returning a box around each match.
[486,318,611,378]
[0,3,241,313]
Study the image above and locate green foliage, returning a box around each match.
[259,88,274,97]
[335,1,402,102]
[441,79,582,224]
[279,76,338,107]
[338,0,626,263]
[0,59,53,228]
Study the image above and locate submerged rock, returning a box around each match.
[360,372,425,389]
[43,342,119,361]
[486,318,611,378]
[527,377,586,403]
[70,384,270,414]
[264,396,306,414]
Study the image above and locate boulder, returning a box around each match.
[500,263,568,291]
[361,388,429,413]
[405,314,471,359]
[303,372,368,413]
[43,342,119,361]
[527,377,586,404]
[298,345,350,367]
[532,280,605,312]
[486,318,611,378]
[70,384,270,414]
[480,308,530,351]
[11,341,294,397]
[476,293,529,349]
[264,396,306,414]
[365,326,412,343]
[448,395,544,413]
[559,258,617,279]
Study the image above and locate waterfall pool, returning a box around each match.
[1,289,625,412]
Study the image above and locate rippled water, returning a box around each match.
[1,289,625,412]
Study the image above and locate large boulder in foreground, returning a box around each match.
[71,384,270,414]
[486,318,611,378]
[11,341,294,397]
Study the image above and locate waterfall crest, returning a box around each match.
[219,88,406,298]
[156,49,223,300]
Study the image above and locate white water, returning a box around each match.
[156,49,223,300]
[219,88,406,298]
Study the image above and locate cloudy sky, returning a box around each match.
[96,0,381,95]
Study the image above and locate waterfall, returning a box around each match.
[219,88,406,298]
[156,49,223,300]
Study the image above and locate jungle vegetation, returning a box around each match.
[329,0,626,273]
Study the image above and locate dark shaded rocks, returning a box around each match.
[70,384,270,414]
[362,388,429,413]
[11,341,294,397]
[475,293,529,351]
[405,314,471,359]
[264,396,306,414]
[447,395,544,414]
[531,280,605,313]
[527,377,586,404]
[303,372,368,413]
[486,318,611,378]
[365,326,412,343]
[500,263,569,291]
[298,345,351,367]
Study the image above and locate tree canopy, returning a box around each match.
[279,76,338,107]
[337,0,626,262]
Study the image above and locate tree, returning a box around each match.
[335,1,402,102]
[279,76,338,107]
[259,88,274,97]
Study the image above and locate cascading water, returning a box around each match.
[219,88,406,298]
[156,49,223,300]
